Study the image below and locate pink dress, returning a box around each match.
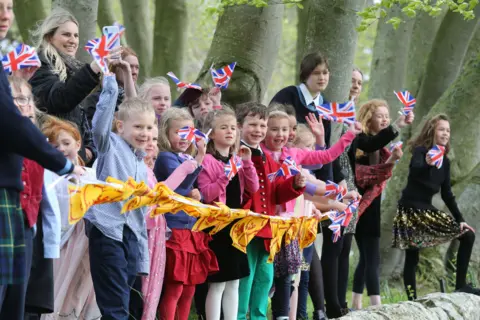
[141,168,167,320]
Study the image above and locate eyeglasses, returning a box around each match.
[13,96,32,106]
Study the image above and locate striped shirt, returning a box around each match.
[84,75,149,274]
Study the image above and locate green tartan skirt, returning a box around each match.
[0,188,26,285]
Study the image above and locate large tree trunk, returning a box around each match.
[379,45,480,280]
[97,0,116,30]
[196,3,283,106]
[14,0,48,43]
[120,0,153,81]
[52,0,99,64]
[152,0,187,95]
[295,5,309,82]
[367,4,414,114]
[413,7,479,125]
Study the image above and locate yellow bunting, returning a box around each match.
[298,217,319,249]
[209,207,249,235]
[284,218,301,246]
[268,219,293,262]
[230,216,269,253]
[68,184,103,224]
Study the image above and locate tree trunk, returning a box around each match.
[52,0,99,64]
[379,48,480,280]
[295,4,309,83]
[97,0,116,30]
[413,7,479,125]
[120,0,153,81]
[152,0,187,93]
[367,4,414,114]
[13,0,48,43]
[463,24,480,68]
[196,3,284,106]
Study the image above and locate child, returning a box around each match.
[235,102,306,320]
[175,87,222,128]
[42,116,99,320]
[197,107,259,320]
[154,108,218,320]
[138,77,172,119]
[351,99,403,309]
[392,114,479,299]
[84,63,155,318]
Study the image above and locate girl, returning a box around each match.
[197,107,259,320]
[154,108,219,320]
[30,8,106,166]
[351,100,403,310]
[138,77,172,119]
[175,87,222,128]
[392,114,479,299]
[41,117,99,320]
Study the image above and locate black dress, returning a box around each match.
[207,154,250,283]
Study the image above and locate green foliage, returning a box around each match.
[358,0,478,31]
[200,0,303,17]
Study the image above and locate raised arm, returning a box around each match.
[296,131,355,166]
[356,126,398,153]
[197,158,230,204]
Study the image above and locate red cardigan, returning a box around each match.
[20,159,44,228]
[243,150,305,240]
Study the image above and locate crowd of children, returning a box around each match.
[1,1,479,320]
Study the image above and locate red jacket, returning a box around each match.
[20,159,44,228]
[243,148,305,240]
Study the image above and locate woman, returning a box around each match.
[29,8,103,166]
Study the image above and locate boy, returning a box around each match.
[85,69,155,319]
[236,102,306,320]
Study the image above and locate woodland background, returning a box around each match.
[3,0,480,303]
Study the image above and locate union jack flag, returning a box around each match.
[268,156,301,181]
[341,198,359,227]
[394,90,416,115]
[211,62,236,89]
[167,72,202,91]
[427,145,445,169]
[329,221,342,243]
[316,101,356,124]
[2,43,41,74]
[86,32,122,73]
[177,126,207,145]
[84,37,100,54]
[325,180,347,201]
[225,155,242,180]
[389,141,403,153]
[113,22,126,35]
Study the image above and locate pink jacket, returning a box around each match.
[198,154,260,205]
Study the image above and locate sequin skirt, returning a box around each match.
[274,239,302,277]
[392,204,465,250]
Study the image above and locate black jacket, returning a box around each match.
[29,53,100,165]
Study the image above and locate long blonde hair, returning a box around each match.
[157,107,195,155]
[31,8,79,81]
[202,106,238,156]
[409,113,451,155]
[138,77,170,100]
[356,99,390,158]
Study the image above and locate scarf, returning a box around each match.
[355,147,394,217]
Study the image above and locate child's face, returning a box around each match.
[265,117,290,152]
[350,70,363,102]
[150,84,171,116]
[369,106,390,134]
[210,115,237,149]
[287,115,297,147]
[305,63,330,94]
[117,112,155,151]
[239,113,267,147]
[191,95,213,121]
[294,133,315,150]
[145,126,159,160]
[434,120,450,146]
[53,130,81,162]
[12,84,35,123]
[168,119,195,153]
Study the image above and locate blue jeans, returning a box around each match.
[271,274,293,317]
[89,225,139,320]
[297,245,314,319]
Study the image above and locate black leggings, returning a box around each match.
[403,231,475,300]
[308,247,325,312]
[338,233,353,307]
[353,235,380,295]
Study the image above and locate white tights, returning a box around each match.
[205,280,239,320]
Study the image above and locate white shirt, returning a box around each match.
[299,83,323,107]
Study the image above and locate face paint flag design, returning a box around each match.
[427,144,445,169]
[167,72,202,91]
[324,180,347,201]
[225,155,242,180]
[316,101,356,124]
[389,141,403,152]
[211,62,236,89]
[177,126,207,145]
[2,43,41,74]
[394,90,416,115]
[268,156,301,181]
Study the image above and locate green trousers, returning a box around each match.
[237,238,274,320]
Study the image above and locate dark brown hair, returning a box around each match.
[110,47,138,75]
[408,113,451,155]
[299,52,329,83]
[236,102,268,125]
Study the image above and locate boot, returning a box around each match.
[312,310,328,320]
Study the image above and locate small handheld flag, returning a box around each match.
[389,141,403,153]
[225,155,242,180]
[211,62,236,89]
[316,101,356,124]
[268,157,301,181]
[177,126,208,147]
[2,44,41,74]
[394,90,416,115]
[167,72,202,91]
[427,145,445,169]
[325,181,347,201]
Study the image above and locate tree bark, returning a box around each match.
[196,2,284,106]
[152,0,187,88]
[463,24,480,68]
[295,4,309,82]
[97,0,116,30]
[367,4,414,114]
[13,0,48,43]
[413,7,480,125]
[120,0,153,81]
[52,0,99,64]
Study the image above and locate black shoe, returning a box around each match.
[455,284,480,295]
[312,310,328,320]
